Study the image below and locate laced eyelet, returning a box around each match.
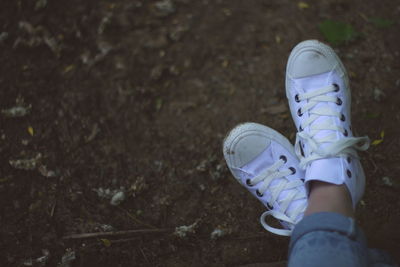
[300,178,305,182]
[299,144,305,157]
[333,83,340,92]
[340,114,345,121]
[295,94,300,103]
[299,125,303,131]
[246,179,253,187]
[347,157,351,163]
[289,167,296,174]
[343,129,348,136]
[256,190,263,197]
[297,108,303,117]
[336,98,342,105]
[267,202,273,209]
[346,169,352,178]
[279,155,287,163]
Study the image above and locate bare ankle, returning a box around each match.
[304,181,355,218]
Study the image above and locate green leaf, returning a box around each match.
[155,98,163,111]
[365,112,380,119]
[369,17,394,28]
[319,20,358,45]
[0,177,9,183]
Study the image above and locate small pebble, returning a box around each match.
[382,176,393,187]
[110,191,126,206]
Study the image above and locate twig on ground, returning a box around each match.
[50,202,56,217]
[139,247,150,264]
[365,151,378,173]
[117,206,157,229]
[62,228,172,240]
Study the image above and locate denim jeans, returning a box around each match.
[288,212,397,267]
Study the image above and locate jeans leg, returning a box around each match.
[288,212,369,267]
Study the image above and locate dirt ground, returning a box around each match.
[1,0,400,266]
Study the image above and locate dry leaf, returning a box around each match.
[298,2,309,9]
[100,238,111,247]
[262,103,287,115]
[371,139,383,146]
[275,35,281,44]
[28,126,34,136]
[372,130,384,146]
[64,65,75,73]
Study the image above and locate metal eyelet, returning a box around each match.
[297,108,303,116]
[267,202,273,209]
[299,144,305,157]
[333,83,340,92]
[295,94,300,103]
[340,114,345,121]
[336,98,342,105]
[246,179,253,187]
[289,167,296,174]
[346,169,352,178]
[343,129,348,136]
[279,155,287,163]
[256,190,263,197]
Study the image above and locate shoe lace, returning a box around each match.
[247,158,307,236]
[294,84,369,169]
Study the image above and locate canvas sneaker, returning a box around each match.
[285,40,370,207]
[223,122,307,236]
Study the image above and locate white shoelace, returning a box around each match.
[246,158,306,236]
[294,84,370,169]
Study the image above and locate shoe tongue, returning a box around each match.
[297,72,330,92]
[241,144,283,189]
[296,71,339,149]
[241,145,274,175]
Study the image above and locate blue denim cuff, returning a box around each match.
[289,212,367,255]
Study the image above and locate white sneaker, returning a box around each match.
[285,40,370,207]
[223,122,307,236]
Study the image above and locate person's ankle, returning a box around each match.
[304,181,355,218]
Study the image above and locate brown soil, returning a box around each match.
[1,0,399,266]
